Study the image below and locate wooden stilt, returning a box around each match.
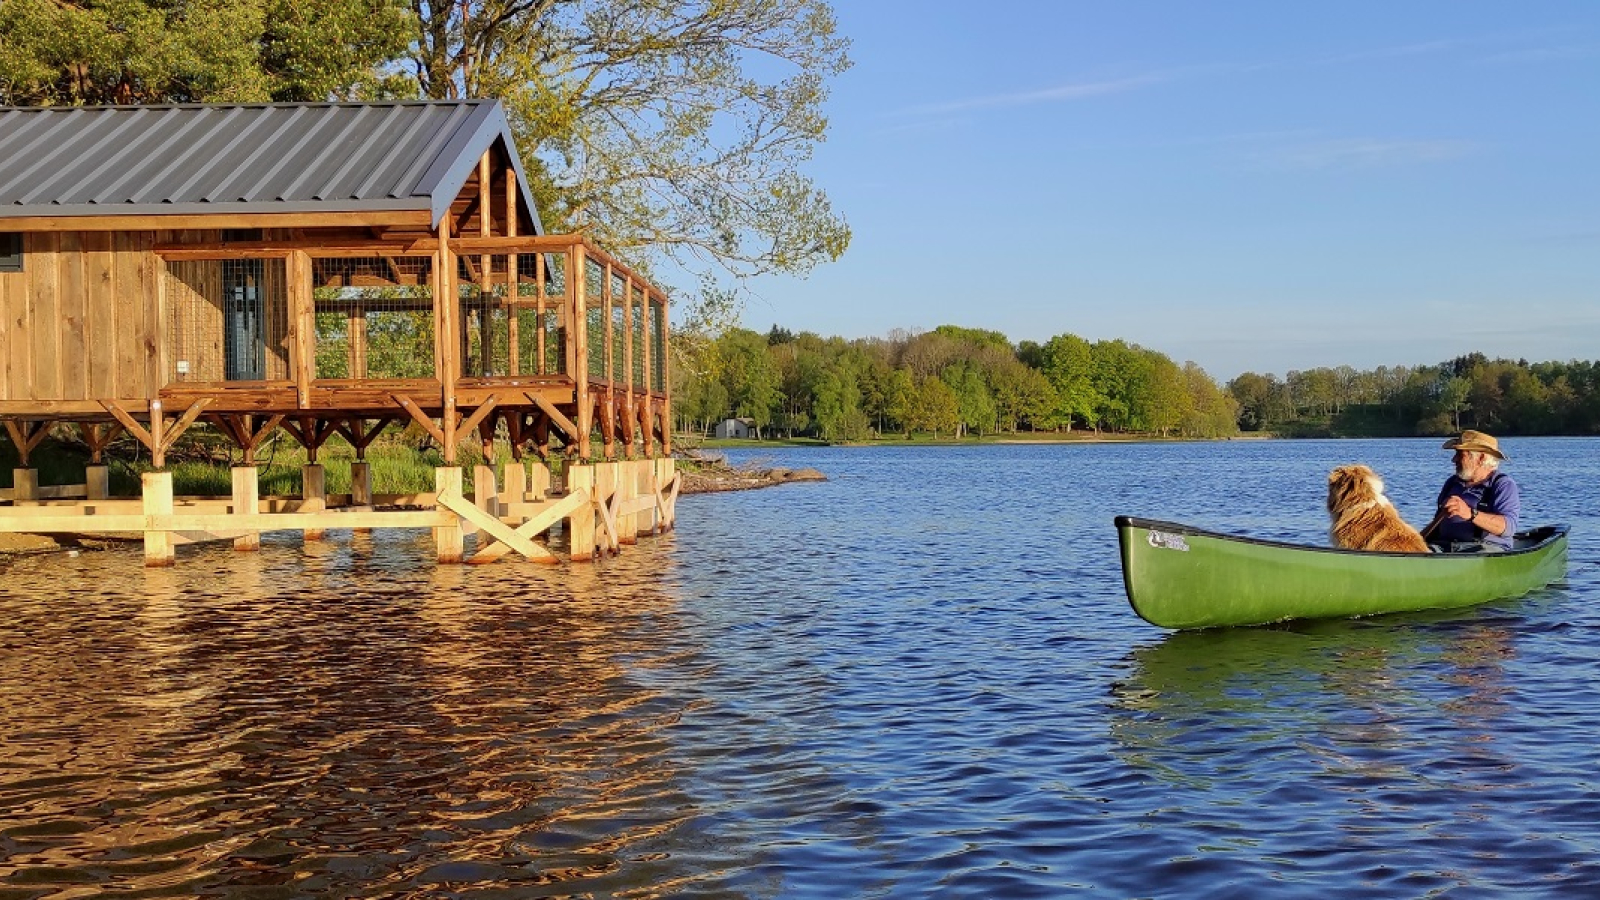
[143,471,175,567]
[502,460,527,507]
[529,460,549,502]
[301,464,326,542]
[351,461,373,534]
[232,466,260,551]
[473,463,498,535]
[434,467,465,563]
[567,464,595,562]
[85,465,109,501]
[11,469,39,506]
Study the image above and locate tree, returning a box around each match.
[407,0,853,298]
[0,0,410,104]
[909,375,959,439]
[717,328,780,436]
[1040,333,1098,430]
[941,363,996,438]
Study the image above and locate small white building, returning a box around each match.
[713,417,757,439]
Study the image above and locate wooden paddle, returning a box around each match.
[1419,506,1449,542]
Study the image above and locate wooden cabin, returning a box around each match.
[0,100,671,470]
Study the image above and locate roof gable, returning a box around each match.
[0,101,543,232]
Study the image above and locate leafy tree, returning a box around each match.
[909,375,959,439]
[408,0,853,302]
[718,328,780,436]
[0,0,410,104]
[882,368,916,438]
[941,363,996,438]
[1040,333,1098,430]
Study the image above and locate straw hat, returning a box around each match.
[1443,429,1507,460]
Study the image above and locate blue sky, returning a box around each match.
[741,2,1600,381]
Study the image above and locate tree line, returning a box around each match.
[1228,353,1600,437]
[674,325,1240,441]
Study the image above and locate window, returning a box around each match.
[0,233,21,272]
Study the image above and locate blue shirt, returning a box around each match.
[1434,470,1520,550]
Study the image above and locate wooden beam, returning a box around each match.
[526,392,578,442]
[437,491,556,564]
[100,401,156,455]
[465,490,588,564]
[457,396,499,443]
[2,420,51,466]
[390,393,446,446]
[157,399,212,457]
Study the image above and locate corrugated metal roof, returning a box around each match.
[0,101,543,232]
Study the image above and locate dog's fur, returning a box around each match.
[1327,464,1430,553]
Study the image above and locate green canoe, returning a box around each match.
[1116,515,1569,630]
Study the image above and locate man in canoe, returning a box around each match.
[1427,430,1521,552]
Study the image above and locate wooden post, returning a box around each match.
[474,462,498,528]
[529,460,549,502]
[571,245,591,459]
[289,250,314,409]
[567,463,595,562]
[434,466,465,563]
[150,400,166,469]
[85,465,109,501]
[623,280,636,457]
[301,464,326,542]
[142,471,174,567]
[502,460,527,507]
[11,469,39,506]
[507,168,520,375]
[659,291,672,456]
[618,459,638,544]
[232,466,260,551]
[351,460,372,534]
[437,222,459,464]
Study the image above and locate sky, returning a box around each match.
[738,2,1600,382]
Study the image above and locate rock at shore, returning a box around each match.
[678,461,827,494]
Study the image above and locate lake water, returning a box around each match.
[2,437,1598,898]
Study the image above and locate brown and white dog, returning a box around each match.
[1327,464,1430,553]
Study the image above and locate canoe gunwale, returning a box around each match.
[1114,515,1568,559]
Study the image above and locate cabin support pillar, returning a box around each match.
[529,461,549,502]
[473,463,498,534]
[351,461,373,534]
[85,466,109,501]
[567,463,595,562]
[10,469,39,506]
[434,466,465,563]
[143,472,174,567]
[502,461,526,508]
[232,467,260,551]
[302,465,326,542]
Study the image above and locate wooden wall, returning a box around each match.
[0,231,165,403]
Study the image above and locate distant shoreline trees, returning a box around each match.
[1228,353,1600,438]
[674,325,1241,441]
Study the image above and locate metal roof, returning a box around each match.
[0,101,543,232]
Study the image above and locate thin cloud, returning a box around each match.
[1481,44,1600,64]
[1258,137,1478,170]
[898,73,1164,117]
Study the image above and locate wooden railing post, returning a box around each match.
[571,243,590,459]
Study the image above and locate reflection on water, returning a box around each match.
[0,534,713,897]
[4,438,1600,896]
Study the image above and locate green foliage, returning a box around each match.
[1227,356,1600,437]
[0,0,410,104]
[671,322,1240,442]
